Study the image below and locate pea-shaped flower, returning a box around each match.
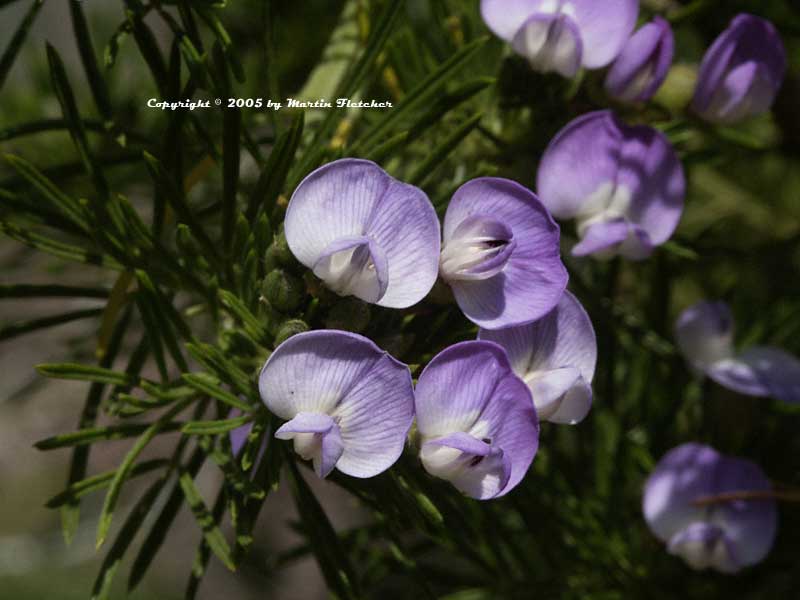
[285,159,441,308]
[414,341,539,499]
[605,17,674,104]
[439,178,568,329]
[643,443,777,573]
[479,291,596,425]
[480,0,639,78]
[675,300,800,403]
[258,330,415,478]
[537,111,685,260]
[692,14,786,124]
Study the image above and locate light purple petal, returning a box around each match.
[442,178,568,329]
[709,346,800,404]
[710,454,778,568]
[674,300,736,372]
[667,523,740,573]
[692,14,786,124]
[259,330,415,478]
[546,376,592,424]
[571,219,630,257]
[537,112,623,220]
[275,412,344,478]
[568,0,639,68]
[643,443,723,543]
[479,291,596,424]
[285,159,440,308]
[415,341,539,499]
[538,111,684,258]
[480,0,541,41]
[312,236,389,304]
[644,443,778,573]
[512,13,583,78]
[605,17,674,103]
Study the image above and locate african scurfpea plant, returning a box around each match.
[2,0,800,599]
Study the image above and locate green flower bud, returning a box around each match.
[324,297,371,333]
[273,318,309,347]
[262,269,305,313]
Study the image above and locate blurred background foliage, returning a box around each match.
[0,0,799,599]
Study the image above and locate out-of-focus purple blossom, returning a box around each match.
[675,300,800,403]
[479,291,596,425]
[229,410,269,477]
[258,330,415,478]
[692,14,786,124]
[284,159,441,308]
[643,443,777,573]
[480,0,639,78]
[537,111,685,260]
[414,341,539,499]
[439,178,568,330]
[605,17,674,103]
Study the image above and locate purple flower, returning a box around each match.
[479,291,596,424]
[258,330,415,478]
[480,0,639,77]
[605,17,674,103]
[675,300,800,403]
[537,111,685,260]
[692,14,786,124]
[284,159,441,308]
[414,341,539,499]
[229,411,269,477]
[643,443,777,573]
[439,178,568,329]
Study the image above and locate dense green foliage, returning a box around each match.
[1,0,799,598]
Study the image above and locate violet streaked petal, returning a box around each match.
[667,523,740,574]
[442,178,567,329]
[259,330,415,478]
[605,17,674,103]
[512,13,583,78]
[414,341,538,499]
[674,301,736,372]
[285,159,440,308]
[479,291,597,424]
[692,14,786,124]
[709,346,800,404]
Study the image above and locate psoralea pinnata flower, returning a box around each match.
[439,178,568,329]
[229,411,268,477]
[605,17,674,103]
[479,291,596,424]
[537,111,685,260]
[259,330,415,478]
[414,341,539,499]
[692,14,786,124]
[675,300,800,403]
[644,443,777,573]
[480,0,639,77]
[284,159,441,308]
